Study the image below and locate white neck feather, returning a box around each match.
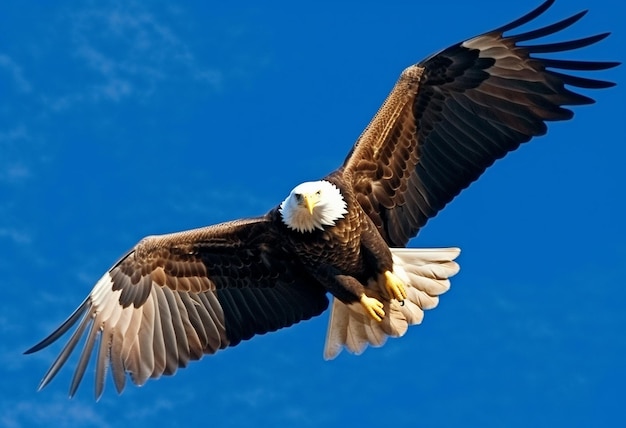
[279,180,348,233]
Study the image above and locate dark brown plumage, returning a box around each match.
[345,2,617,247]
[25,0,617,399]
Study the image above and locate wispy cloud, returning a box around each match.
[0,396,110,428]
[46,1,223,108]
[0,163,32,184]
[0,125,36,185]
[0,124,30,144]
[0,54,31,93]
[0,227,32,246]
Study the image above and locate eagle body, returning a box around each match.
[25,0,618,399]
[277,175,395,305]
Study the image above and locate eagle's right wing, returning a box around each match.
[25,217,328,399]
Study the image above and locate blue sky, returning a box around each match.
[2,0,624,427]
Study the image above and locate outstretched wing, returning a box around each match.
[341,0,618,247]
[25,217,328,399]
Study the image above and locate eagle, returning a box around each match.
[26,0,617,399]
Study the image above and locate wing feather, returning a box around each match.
[341,0,617,246]
[110,298,132,392]
[69,321,98,397]
[523,33,610,54]
[135,295,156,385]
[163,286,190,367]
[195,291,228,351]
[150,288,167,378]
[511,10,587,42]
[94,322,111,399]
[25,216,328,399]
[179,292,206,357]
[36,303,91,392]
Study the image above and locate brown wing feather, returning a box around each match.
[341,0,618,247]
[25,216,328,399]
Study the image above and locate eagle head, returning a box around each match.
[279,180,348,233]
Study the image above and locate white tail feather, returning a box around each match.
[323,247,461,360]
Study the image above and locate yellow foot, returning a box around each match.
[384,270,407,302]
[360,294,385,322]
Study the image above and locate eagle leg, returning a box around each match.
[384,270,407,303]
[359,294,384,322]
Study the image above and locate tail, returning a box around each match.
[323,247,460,360]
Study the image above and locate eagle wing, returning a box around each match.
[25,216,328,399]
[341,0,618,247]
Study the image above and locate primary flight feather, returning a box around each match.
[25,0,618,399]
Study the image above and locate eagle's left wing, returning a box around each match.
[25,217,328,399]
[340,0,618,247]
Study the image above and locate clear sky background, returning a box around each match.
[1,1,624,427]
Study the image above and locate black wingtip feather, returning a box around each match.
[549,70,617,89]
[493,0,555,33]
[512,11,588,42]
[36,309,93,392]
[524,33,611,54]
[541,58,621,71]
[69,322,99,398]
[24,299,91,354]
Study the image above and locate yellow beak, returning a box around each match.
[304,194,315,215]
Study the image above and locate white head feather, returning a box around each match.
[279,180,348,233]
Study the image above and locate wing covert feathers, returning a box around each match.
[343,0,618,247]
[324,248,460,360]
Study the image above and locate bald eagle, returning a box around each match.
[26,0,617,399]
